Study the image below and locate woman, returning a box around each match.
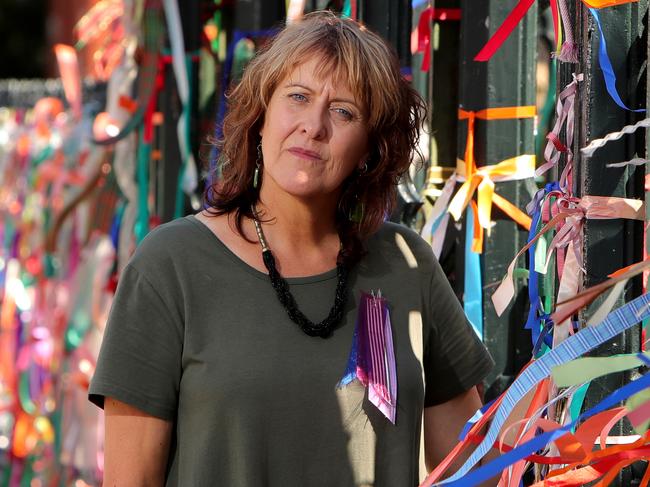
[89,10,493,486]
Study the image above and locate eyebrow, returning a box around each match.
[283,82,361,109]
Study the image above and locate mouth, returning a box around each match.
[288,147,323,161]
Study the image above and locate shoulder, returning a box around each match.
[128,215,204,276]
[366,221,437,271]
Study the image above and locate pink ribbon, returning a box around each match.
[536,74,583,179]
[492,196,645,317]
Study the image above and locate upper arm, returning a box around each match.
[423,259,493,407]
[103,397,173,487]
[424,385,482,474]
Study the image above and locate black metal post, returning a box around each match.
[233,0,285,31]
[568,1,648,484]
[358,0,411,67]
[457,0,538,397]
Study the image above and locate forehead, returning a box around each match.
[278,56,363,101]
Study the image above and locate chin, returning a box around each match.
[280,182,338,201]
[264,172,341,202]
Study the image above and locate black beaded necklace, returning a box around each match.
[251,205,348,338]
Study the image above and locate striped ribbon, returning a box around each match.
[429,291,650,485]
[433,363,650,486]
[339,292,397,423]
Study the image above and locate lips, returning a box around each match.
[288,147,323,160]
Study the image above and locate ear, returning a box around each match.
[358,152,370,171]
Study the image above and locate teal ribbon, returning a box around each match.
[569,382,590,432]
[464,205,483,339]
[174,54,194,219]
[135,130,150,244]
[342,0,352,17]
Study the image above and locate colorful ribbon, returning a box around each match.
[421,175,456,258]
[552,351,650,387]
[426,292,650,485]
[162,0,199,210]
[536,74,582,178]
[473,0,535,62]
[493,197,645,317]
[581,117,650,157]
[589,8,646,113]
[54,45,82,120]
[464,204,483,339]
[340,291,397,423]
[474,0,639,62]
[447,106,536,252]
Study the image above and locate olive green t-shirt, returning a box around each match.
[89,215,493,487]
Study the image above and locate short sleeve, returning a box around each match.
[423,258,494,407]
[89,263,183,421]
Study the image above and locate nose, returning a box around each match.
[301,104,328,140]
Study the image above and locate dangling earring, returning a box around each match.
[253,141,262,189]
[349,160,368,222]
[349,197,365,223]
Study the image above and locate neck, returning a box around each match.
[256,187,340,250]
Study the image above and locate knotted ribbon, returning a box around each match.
[447,106,536,252]
[492,195,645,317]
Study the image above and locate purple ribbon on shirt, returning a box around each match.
[339,291,398,423]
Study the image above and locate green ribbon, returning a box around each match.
[552,352,650,387]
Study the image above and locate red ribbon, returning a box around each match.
[551,0,560,47]
[416,7,462,72]
[474,0,535,61]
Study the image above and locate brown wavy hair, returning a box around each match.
[205,10,425,266]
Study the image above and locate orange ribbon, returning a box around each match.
[448,106,536,252]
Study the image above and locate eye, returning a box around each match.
[289,93,308,102]
[332,107,354,121]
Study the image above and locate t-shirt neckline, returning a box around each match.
[185,214,339,285]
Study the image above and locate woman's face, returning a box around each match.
[259,57,369,205]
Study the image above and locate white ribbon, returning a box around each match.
[163,0,198,196]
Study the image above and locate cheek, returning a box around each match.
[338,135,368,168]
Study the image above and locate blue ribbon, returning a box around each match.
[459,399,495,441]
[109,201,124,251]
[339,319,360,387]
[439,368,650,486]
[589,8,645,113]
[524,206,543,347]
[532,314,553,357]
[426,211,448,241]
[436,291,650,484]
[525,182,560,351]
[464,205,483,339]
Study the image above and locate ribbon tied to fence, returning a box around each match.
[447,106,536,252]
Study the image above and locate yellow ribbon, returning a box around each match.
[448,107,536,252]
